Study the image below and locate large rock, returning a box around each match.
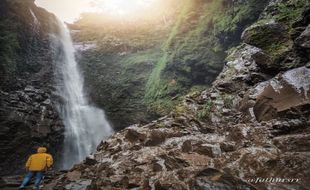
[241,66,310,121]
[241,19,288,51]
[214,44,270,93]
[295,25,310,49]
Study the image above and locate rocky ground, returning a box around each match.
[41,1,310,189]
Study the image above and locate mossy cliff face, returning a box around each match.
[0,0,63,175]
[145,0,269,113]
[241,0,309,72]
[72,0,268,130]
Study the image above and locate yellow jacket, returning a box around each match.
[26,147,53,171]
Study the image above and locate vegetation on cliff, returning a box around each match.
[144,0,269,113]
[72,0,268,129]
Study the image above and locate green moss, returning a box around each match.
[196,100,214,120]
[223,95,234,109]
[267,41,292,57]
[274,0,308,25]
[242,0,307,63]
[120,49,161,67]
[75,0,269,119]
[144,0,268,114]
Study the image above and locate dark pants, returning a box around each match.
[20,171,44,188]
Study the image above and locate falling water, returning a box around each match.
[30,9,40,27]
[51,20,113,169]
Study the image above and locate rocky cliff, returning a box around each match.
[46,0,310,189]
[0,0,64,175]
[71,0,269,130]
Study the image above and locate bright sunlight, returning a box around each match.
[92,0,157,17]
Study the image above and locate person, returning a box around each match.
[19,147,53,189]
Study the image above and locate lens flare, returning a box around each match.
[94,0,155,16]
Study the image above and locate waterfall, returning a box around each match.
[30,9,40,27]
[51,20,113,169]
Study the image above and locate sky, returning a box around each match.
[35,0,94,23]
[35,0,157,23]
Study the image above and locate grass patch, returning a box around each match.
[197,100,214,120]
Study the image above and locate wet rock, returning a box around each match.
[220,142,236,152]
[65,179,92,190]
[253,66,310,121]
[217,44,263,87]
[194,143,221,158]
[270,119,306,136]
[66,171,81,181]
[0,175,22,187]
[74,42,97,52]
[210,93,219,99]
[160,155,189,170]
[241,19,288,51]
[295,25,310,49]
[251,51,273,71]
[215,81,236,93]
[244,72,270,85]
[273,133,310,152]
[85,156,97,166]
[24,85,36,92]
[42,98,51,105]
[189,168,257,190]
[181,140,193,153]
[144,130,166,146]
[125,128,146,143]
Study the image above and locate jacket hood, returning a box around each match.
[37,147,47,153]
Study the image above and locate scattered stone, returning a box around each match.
[144,130,166,146]
[220,142,236,152]
[24,85,36,92]
[42,99,51,105]
[194,143,221,158]
[65,180,92,190]
[181,140,192,153]
[66,171,81,181]
[125,128,146,143]
[85,156,97,166]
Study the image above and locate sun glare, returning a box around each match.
[94,0,156,17]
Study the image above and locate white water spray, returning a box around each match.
[52,20,113,169]
[30,9,40,27]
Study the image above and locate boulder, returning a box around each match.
[252,66,310,121]
[295,24,310,49]
[241,19,288,51]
